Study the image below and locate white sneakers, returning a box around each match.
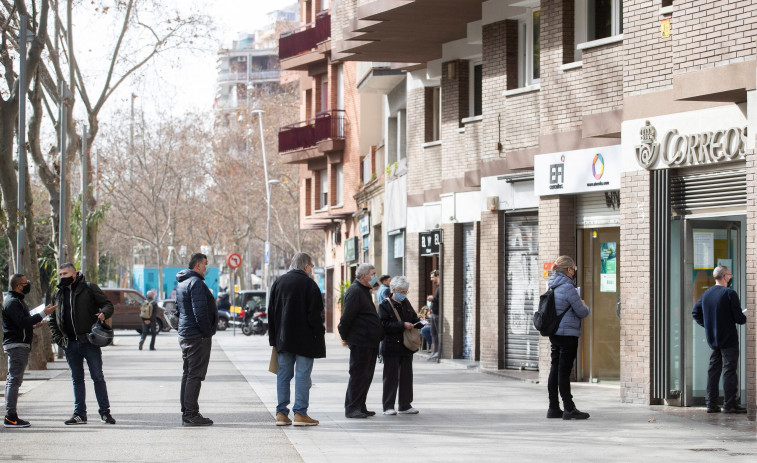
[383,409,397,415]
[398,408,419,415]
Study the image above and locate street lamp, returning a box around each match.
[251,109,271,298]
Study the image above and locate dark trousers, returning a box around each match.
[548,335,578,411]
[345,345,378,414]
[382,354,413,412]
[429,314,439,353]
[140,319,157,349]
[64,340,110,417]
[707,345,740,408]
[180,337,212,418]
[4,347,30,416]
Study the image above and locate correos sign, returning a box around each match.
[534,145,621,196]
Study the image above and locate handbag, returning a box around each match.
[391,302,422,353]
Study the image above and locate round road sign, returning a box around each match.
[227,253,242,269]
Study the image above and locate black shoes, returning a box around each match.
[4,415,31,428]
[723,404,747,414]
[706,405,721,413]
[345,411,368,419]
[64,414,87,425]
[362,410,376,417]
[546,408,563,419]
[183,414,213,426]
[562,408,590,420]
[101,413,116,424]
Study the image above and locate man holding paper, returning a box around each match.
[2,273,57,427]
[268,253,325,427]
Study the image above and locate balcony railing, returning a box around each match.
[279,109,345,153]
[279,10,331,60]
[217,70,281,83]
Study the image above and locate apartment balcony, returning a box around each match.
[278,110,345,164]
[279,10,331,70]
[217,70,281,84]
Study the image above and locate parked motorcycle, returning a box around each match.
[241,308,268,336]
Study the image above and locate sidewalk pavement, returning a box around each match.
[1,330,755,462]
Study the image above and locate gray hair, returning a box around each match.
[389,275,410,293]
[355,263,375,279]
[147,289,157,299]
[713,265,730,280]
[59,262,77,272]
[289,252,314,271]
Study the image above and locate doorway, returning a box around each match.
[579,227,621,382]
[669,217,746,406]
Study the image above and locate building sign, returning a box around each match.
[344,237,358,262]
[635,120,746,170]
[359,214,370,236]
[600,242,617,293]
[534,145,621,196]
[419,230,442,256]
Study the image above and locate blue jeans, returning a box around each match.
[64,339,110,417]
[276,352,314,416]
[421,326,432,347]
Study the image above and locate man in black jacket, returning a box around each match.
[49,263,116,425]
[339,263,383,418]
[175,252,218,426]
[268,253,325,427]
[3,274,57,427]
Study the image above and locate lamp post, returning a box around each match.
[251,109,276,298]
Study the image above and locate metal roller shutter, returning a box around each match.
[670,167,746,215]
[575,192,620,228]
[462,224,475,360]
[505,214,539,370]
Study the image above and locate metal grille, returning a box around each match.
[462,224,475,360]
[505,214,540,370]
[670,167,746,214]
[651,169,670,402]
[575,191,620,228]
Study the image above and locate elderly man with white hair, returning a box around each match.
[339,263,384,419]
[139,289,159,351]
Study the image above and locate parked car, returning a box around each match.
[102,288,171,333]
[216,292,232,331]
[231,290,267,322]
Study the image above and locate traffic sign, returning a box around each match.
[227,253,242,269]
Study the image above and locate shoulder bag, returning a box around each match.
[391,302,422,353]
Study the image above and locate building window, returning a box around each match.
[575,0,623,51]
[335,164,343,206]
[425,86,441,142]
[305,178,312,216]
[387,108,407,166]
[470,62,482,117]
[319,169,328,210]
[518,8,540,88]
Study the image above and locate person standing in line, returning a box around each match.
[339,263,384,418]
[377,275,392,305]
[546,256,590,420]
[3,274,57,427]
[139,289,159,351]
[176,252,219,426]
[268,253,325,427]
[692,265,747,414]
[426,270,441,359]
[378,276,421,415]
[49,263,116,425]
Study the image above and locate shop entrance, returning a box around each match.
[669,217,747,406]
[578,227,621,382]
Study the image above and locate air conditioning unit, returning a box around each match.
[486,196,499,211]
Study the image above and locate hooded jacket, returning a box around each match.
[49,273,114,348]
[338,280,384,348]
[2,291,43,347]
[176,269,218,339]
[268,269,326,358]
[548,271,589,337]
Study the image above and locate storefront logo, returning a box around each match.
[549,163,564,190]
[635,120,746,169]
[592,153,604,180]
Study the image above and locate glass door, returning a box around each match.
[678,219,744,406]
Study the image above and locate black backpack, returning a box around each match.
[533,286,570,336]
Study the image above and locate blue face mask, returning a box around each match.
[394,293,407,302]
[368,274,377,287]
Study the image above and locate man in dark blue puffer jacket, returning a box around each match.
[176,252,218,426]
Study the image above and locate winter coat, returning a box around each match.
[2,291,43,346]
[692,285,747,349]
[338,280,384,348]
[176,269,218,339]
[548,271,589,337]
[268,269,326,358]
[378,296,420,357]
[49,273,114,348]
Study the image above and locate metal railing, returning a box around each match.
[217,70,281,83]
[278,109,345,153]
[279,10,331,60]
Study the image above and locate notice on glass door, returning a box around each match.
[600,242,617,293]
[693,232,714,269]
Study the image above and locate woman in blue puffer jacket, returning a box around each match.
[547,256,590,420]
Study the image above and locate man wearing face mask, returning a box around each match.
[3,274,57,427]
[339,263,384,418]
[692,265,747,414]
[49,263,115,425]
[175,252,219,426]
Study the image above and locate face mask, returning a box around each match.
[571,268,578,286]
[368,274,377,287]
[59,276,74,287]
[22,282,31,294]
[728,276,734,288]
[394,293,407,302]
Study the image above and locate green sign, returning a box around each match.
[600,242,617,293]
